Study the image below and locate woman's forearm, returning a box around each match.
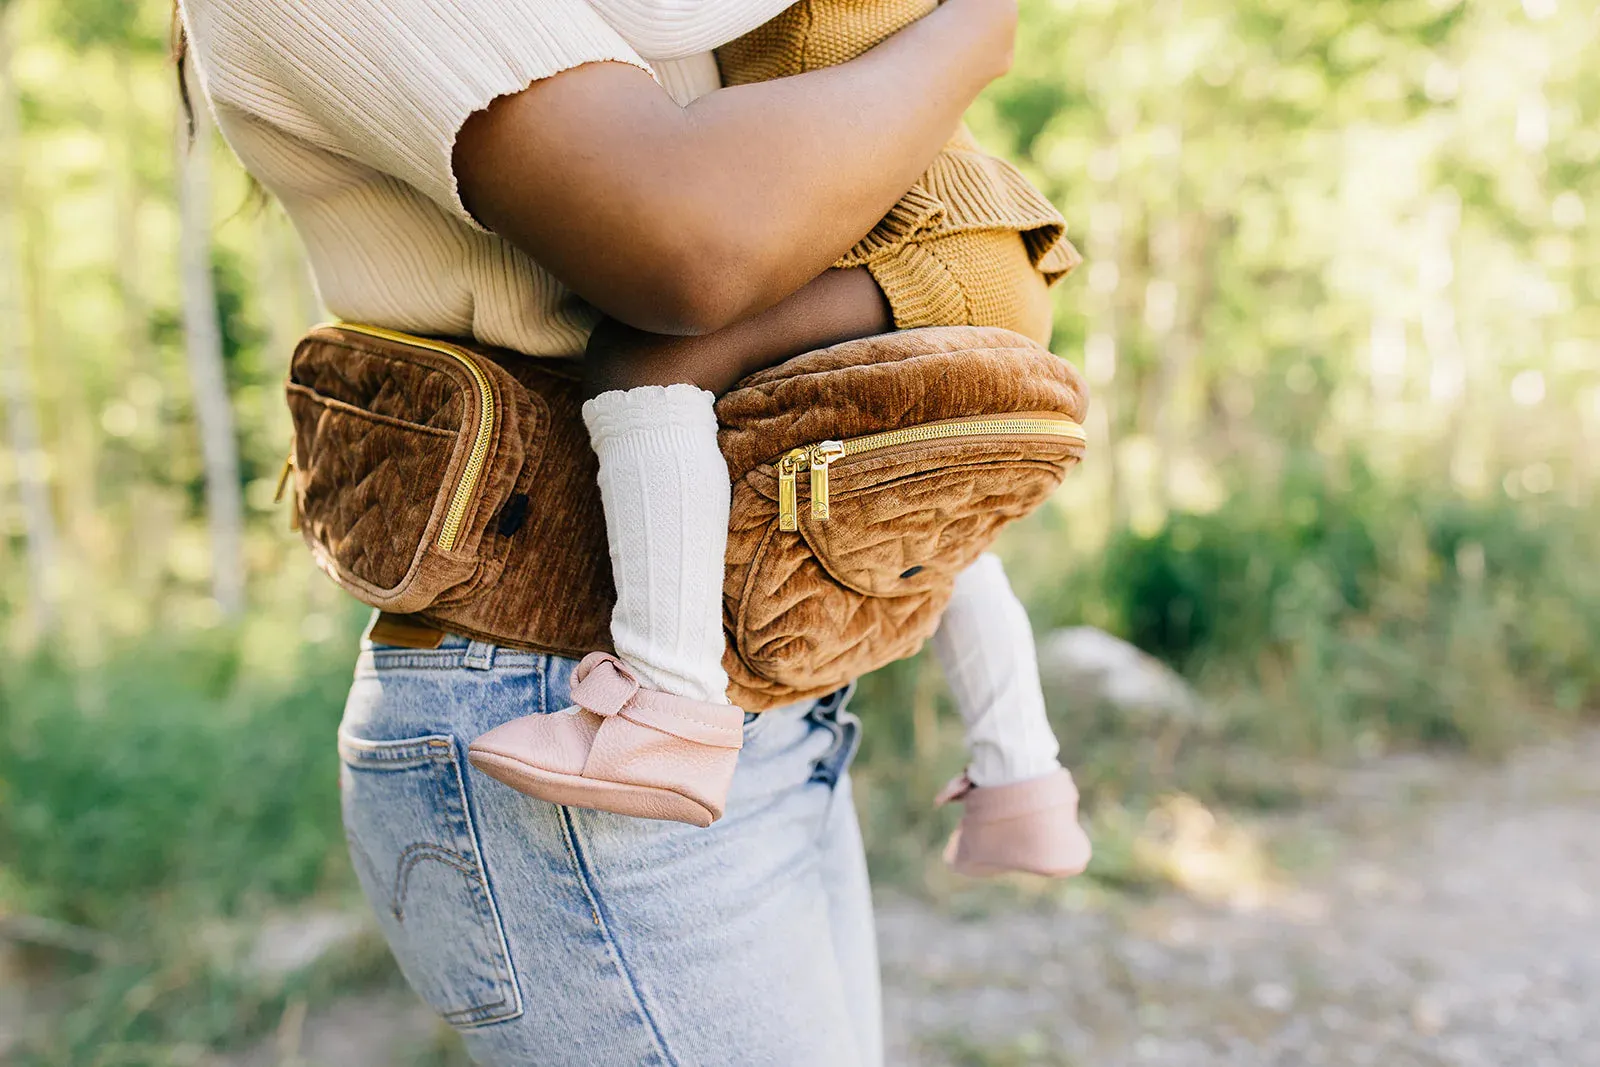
[454,0,1015,335]
[584,267,893,394]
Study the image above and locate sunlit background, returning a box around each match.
[2,0,1596,1063]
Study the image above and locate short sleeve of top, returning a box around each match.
[183,0,657,228]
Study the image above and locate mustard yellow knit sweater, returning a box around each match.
[717,0,1081,344]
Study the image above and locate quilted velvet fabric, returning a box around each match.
[288,331,532,611]
[287,325,1088,710]
[716,326,1088,476]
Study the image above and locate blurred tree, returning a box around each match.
[0,0,61,640]
[52,0,162,371]
[176,53,245,618]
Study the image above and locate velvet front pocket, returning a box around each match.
[337,730,522,1028]
[728,438,1081,695]
[286,326,535,614]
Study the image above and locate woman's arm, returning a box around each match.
[584,267,892,394]
[453,0,1016,336]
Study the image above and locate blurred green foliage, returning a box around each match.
[0,0,1597,1061]
[0,634,350,928]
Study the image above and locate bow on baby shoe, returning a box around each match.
[569,653,744,749]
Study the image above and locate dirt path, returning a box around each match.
[880,731,1600,1066]
[229,732,1600,1066]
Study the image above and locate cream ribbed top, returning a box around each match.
[180,0,795,357]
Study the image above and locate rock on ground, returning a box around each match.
[1035,627,1206,726]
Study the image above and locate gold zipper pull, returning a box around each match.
[273,452,302,531]
[274,454,295,504]
[810,441,845,522]
[777,448,807,531]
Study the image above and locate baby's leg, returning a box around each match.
[470,376,742,826]
[868,229,1055,345]
[930,554,1091,877]
[581,267,889,695]
[930,553,1061,785]
[581,266,889,695]
[470,269,891,826]
[581,382,731,702]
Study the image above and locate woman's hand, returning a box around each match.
[454,0,1019,336]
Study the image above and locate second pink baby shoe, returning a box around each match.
[936,768,1092,878]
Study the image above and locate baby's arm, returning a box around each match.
[584,267,892,396]
[587,0,800,60]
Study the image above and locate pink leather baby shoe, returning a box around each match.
[468,652,744,827]
[936,768,1092,878]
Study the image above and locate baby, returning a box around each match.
[468,0,1091,877]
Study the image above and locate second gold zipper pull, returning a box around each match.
[809,441,845,522]
[273,453,295,503]
[274,452,301,531]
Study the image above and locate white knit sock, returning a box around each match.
[930,553,1062,787]
[582,385,731,705]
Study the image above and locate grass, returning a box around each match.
[11,928,404,1066]
[0,612,383,1064]
[1,630,358,931]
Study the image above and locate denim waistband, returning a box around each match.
[359,617,858,737]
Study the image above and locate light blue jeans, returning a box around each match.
[338,629,881,1066]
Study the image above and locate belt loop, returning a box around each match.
[463,640,497,671]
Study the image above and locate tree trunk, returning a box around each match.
[176,71,246,618]
[111,48,150,370]
[0,3,61,639]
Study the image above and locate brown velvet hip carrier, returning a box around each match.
[281,323,1089,710]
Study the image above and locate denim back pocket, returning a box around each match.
[338,730,521,1028]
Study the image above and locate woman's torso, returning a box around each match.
[182,0,727,358]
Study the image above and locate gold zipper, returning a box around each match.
[776,416,1085,531]
[318,323,495,553]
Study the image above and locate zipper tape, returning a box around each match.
[777,416,1085,531]
[318,323,495,553]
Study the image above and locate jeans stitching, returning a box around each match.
[445,736,525,1029]
[557,808,678,1067]
[807,693,862,836]
[810,702,854,786]
[361,649,550,673]
[341,731,523,1029]
[832,711,863,778]
[391,843,480,920]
